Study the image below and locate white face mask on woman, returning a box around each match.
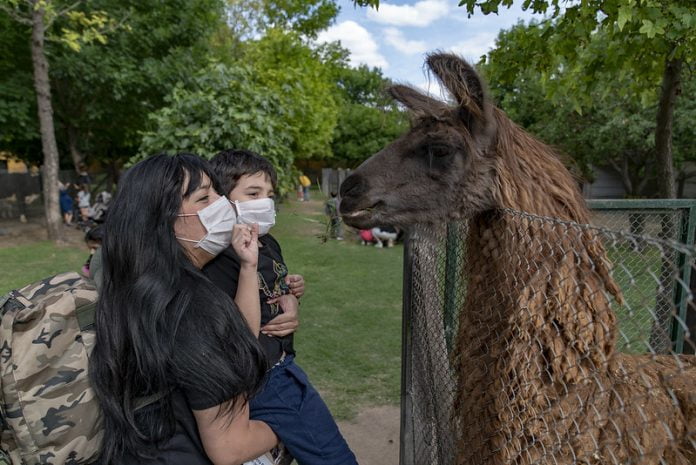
[176,196,237,256]
[233,198,276,236]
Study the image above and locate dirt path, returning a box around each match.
[337,405,400,465]
[0,218,85,248]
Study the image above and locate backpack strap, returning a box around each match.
[75,301,97,331]
[0,293,10,311]
[0,292,26,317]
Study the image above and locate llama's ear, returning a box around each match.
[388,85,447,116]
[426,53,488,119]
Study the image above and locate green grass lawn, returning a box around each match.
[608,245,676,353]
[0,241,88,295]
[0,198,404,420]
[274,200,403,418]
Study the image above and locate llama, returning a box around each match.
[339,53,696,465]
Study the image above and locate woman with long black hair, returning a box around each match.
[89,153,277,465]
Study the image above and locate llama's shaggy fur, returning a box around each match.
[456,115,696,464]
[340,53,696,465]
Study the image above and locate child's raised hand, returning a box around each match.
[231,223,259,268]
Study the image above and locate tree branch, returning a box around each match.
[45,0,82,29]
[0,3,32,25]
[108,10,131,32]
[607,158,623,174]
[56,0,82,18]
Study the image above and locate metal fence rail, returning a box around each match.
[400,200,696,465]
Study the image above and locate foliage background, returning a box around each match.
[1,0,694,197]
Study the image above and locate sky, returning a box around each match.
[317,0,540,96]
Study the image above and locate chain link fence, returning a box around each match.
[400,200,696,465]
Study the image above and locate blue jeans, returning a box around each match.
[250,356,358,465]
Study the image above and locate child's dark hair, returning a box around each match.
[85,225,104,243]
[210,149,277,195]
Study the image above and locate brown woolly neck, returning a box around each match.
[455,110,622,465]
[490,109,589,223]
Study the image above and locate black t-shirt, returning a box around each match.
[203,234,294,365]
[112,391,213,465]
[106,274,265,465]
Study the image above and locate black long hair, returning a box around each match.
[89,153,267,463]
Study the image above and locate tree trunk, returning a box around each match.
[30,1,63,242]
[654,57,682,199]
[648,57,683,352]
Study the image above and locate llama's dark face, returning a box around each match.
[340,54,498,229]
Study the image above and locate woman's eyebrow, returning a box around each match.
[196,183,211,192]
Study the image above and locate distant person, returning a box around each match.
[207,149,357,465]
[77,184,91,223]
[82,225,104,278]
[77,163,92,188]
[324,191,344,241]
[296,183,304,202]
[359,229,374,246]
[299,173,311,201]
[371,226,398,248]
[59,182,73,225]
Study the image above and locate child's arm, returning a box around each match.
[231,223,261,336]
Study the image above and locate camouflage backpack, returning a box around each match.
[0,272,102,465]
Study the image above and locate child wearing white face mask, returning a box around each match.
[203,150,358,465]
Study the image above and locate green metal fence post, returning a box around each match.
[672,203,696,353]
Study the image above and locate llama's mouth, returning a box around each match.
[342,208,370,218]
[341,201,384,227]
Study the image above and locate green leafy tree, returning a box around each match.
[0,12,38,157]
[225,0,338,39]
[0,0,112,241]
[244,28,340,160]
[331,65,407,167]
[138,64,298,195]
[51,0,224,177]
[483,23,696,198]
[460,0,696,199]
[1,0,225,187]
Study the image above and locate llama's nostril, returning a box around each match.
[340,174,368,199]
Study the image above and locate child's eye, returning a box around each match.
[198,195,209,202]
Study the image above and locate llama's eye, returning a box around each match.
[428,145,451,158]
